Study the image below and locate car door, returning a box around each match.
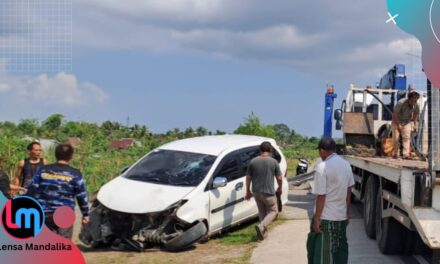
[208,151,244,232]
[272,146,289,205]
[238,146,288,217]
[237,146,261,220]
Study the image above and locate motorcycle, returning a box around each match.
[296,158,309,175]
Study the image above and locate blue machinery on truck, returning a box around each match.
[323,85,337,138]
[323,64,408,138]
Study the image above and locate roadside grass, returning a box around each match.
[218,220,259,245]
[218,215,289,245]
[214,216,288,264]
[287,158,299,178]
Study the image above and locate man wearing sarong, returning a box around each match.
[307,137,354,264]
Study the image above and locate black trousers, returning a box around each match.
[45,214,73,240]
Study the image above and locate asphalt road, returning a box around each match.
[251,184,430,264]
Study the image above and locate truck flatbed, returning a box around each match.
[343,155,428,185]
[345,156,428,171]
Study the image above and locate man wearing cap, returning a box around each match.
[392,91,420,159]
[307,137,354,264]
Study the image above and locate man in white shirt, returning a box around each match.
[307,137,354,264]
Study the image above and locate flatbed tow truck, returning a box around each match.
[327,64,440,262]
[290,65,438,262]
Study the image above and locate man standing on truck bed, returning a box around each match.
[307,137,354,264]
[392,91,420,159]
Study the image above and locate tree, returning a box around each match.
[0,121,18,135]
[59,121,84,139]
[273,123,291,145]
[40,114,64,137]
[101,120,119,136]
[195,126,208,137]
[0,135,29,177]
[308,137,320,144]
[184,127,195,138]
[130,124,150,139]
[17,118,39,137]
[234,113,276,138]
[214,130,226,135]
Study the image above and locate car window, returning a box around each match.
[214,153,240,182]
[239,146,260,175]
[124,149,216,186]
[271,147,282,163]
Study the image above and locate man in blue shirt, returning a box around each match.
[28,144,89,240]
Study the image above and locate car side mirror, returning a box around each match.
[213,177,228,188]
[120,166,130,175]
[336,120,343,130]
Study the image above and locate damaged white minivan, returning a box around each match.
[79,135,288,251]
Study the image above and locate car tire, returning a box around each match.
[163,222,208,252]
[79,201,114,248]
[364,176,378,238]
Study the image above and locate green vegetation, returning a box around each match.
[0,113,319,193]
[218,221,259,245]
[219,215,288,245]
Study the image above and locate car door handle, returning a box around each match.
[235,182,243,191]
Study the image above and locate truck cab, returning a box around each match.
[335,84,428,156]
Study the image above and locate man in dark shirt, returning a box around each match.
[28,144,89,240]
[13,141,47,189]
[0,157,26,198]
[245,141,283,240]
[0,161,10,198]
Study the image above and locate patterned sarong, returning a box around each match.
[306,218,348,264]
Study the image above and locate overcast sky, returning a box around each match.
[0,0,426,136]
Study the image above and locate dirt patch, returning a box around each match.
[78,241,254,264]
[72,215,254,264]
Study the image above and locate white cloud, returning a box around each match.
[0,59,7,72]
[77,0,242,23]
[172,25,326,54]
[0,84,10,92]
[342,39,420,64]
[0,72,108,107]
[0,0,425,84]
[70,0,423,84]
[83,82,109,103]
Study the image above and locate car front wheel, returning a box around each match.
[163,221,208,252]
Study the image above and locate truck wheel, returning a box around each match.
[375,189,404,254]
[363,176,378,238]
[163,222,208,252]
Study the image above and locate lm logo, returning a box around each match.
[1,196,45,239]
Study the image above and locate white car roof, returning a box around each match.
[159,135,277,156]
